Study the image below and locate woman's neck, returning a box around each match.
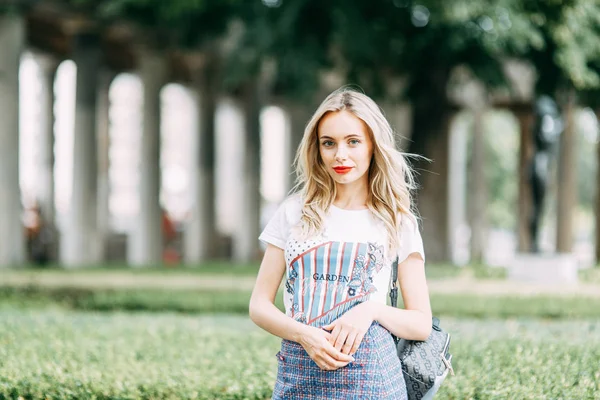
[333,181,369,210]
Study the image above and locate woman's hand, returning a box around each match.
[297,325,355,371]
[322,301,377,356]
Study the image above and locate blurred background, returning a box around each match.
[2,1,600,399]
[1,0,600,270]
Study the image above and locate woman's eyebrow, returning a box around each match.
[319,134,363,140]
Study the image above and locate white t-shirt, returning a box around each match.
[259,194,425,328]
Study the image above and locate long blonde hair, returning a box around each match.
[293,87,419,253]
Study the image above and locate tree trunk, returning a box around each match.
[407,68,454,263]
[556,92,576,253]
[512,102,535,253]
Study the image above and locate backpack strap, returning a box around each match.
[389,255,399,308]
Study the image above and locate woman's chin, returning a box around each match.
[331,175,361,186]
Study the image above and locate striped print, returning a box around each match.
[289,241,371,327]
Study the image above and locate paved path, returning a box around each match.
[1,271,254,290]
[2,270,600,297]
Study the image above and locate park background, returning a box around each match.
[1,0,600,398]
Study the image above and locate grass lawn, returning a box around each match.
[2,265,599,399]
[0,310,598,399]
[3,285,600,319]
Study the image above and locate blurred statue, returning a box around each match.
[528,95,563,252]
[24,204,54,265]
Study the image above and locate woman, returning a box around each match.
[249,87,432,399]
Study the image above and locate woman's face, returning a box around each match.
[317,110,374,188]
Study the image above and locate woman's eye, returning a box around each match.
[349,139,360,145]
[322,141,334,147]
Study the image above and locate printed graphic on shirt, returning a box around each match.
[285,241,385,327]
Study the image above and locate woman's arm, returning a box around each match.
[249,244,307,342]
[249,244,354,370]
[370,252,432,341]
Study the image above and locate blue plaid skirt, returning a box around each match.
[272,322,407,399]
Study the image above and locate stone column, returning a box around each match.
[381,101,413,150]
[595,108,600,264]
[511,102,535,253]
[468,109,488,263]
[62,33,101,267]
[36,54,59,228]
[184,63,218,263]
[96,69,114,261]
[0,15,25,267]
[283,103,311,192]
[128,49,166,266]
[447,111,469,265]
[556,94,576,253]
[36,54,60,263]
[233,81,262,263]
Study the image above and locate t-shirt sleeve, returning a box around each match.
[259,197,295,250]
[397,214,425,264]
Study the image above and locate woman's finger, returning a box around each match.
[324,341,354,362]
[342,331,357,354]
[321,323,334,332]
[328,323,341,345]
[333,328,349,352]
[349,332,365,356]
[318,353,351,371]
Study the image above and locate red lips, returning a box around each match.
[333,166,353,174]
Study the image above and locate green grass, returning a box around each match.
[0,310,598,399]
[2,285,600,320]
[580,266,600,284]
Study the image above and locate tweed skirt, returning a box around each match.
[272,322,407,400]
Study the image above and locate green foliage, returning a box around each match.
[322,0,542,100]
[3,284,600,320]
[576,108,599,210]
[483,111,520,230]
[223,0,336,98]
[0,0,38,14]
[521,0,600,95]
[0,311,598,399]
[228,0,542,101]
[69,0,238,48]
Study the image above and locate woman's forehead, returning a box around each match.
[318,110,368,138]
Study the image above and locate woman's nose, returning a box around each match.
[335,145,348,161]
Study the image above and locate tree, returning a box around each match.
[324,0,540,261]
[519,1,600,253]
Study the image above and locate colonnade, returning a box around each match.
[2,14,582,269]
[0,15,283,267]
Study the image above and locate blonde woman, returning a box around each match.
[249,88,432,399]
